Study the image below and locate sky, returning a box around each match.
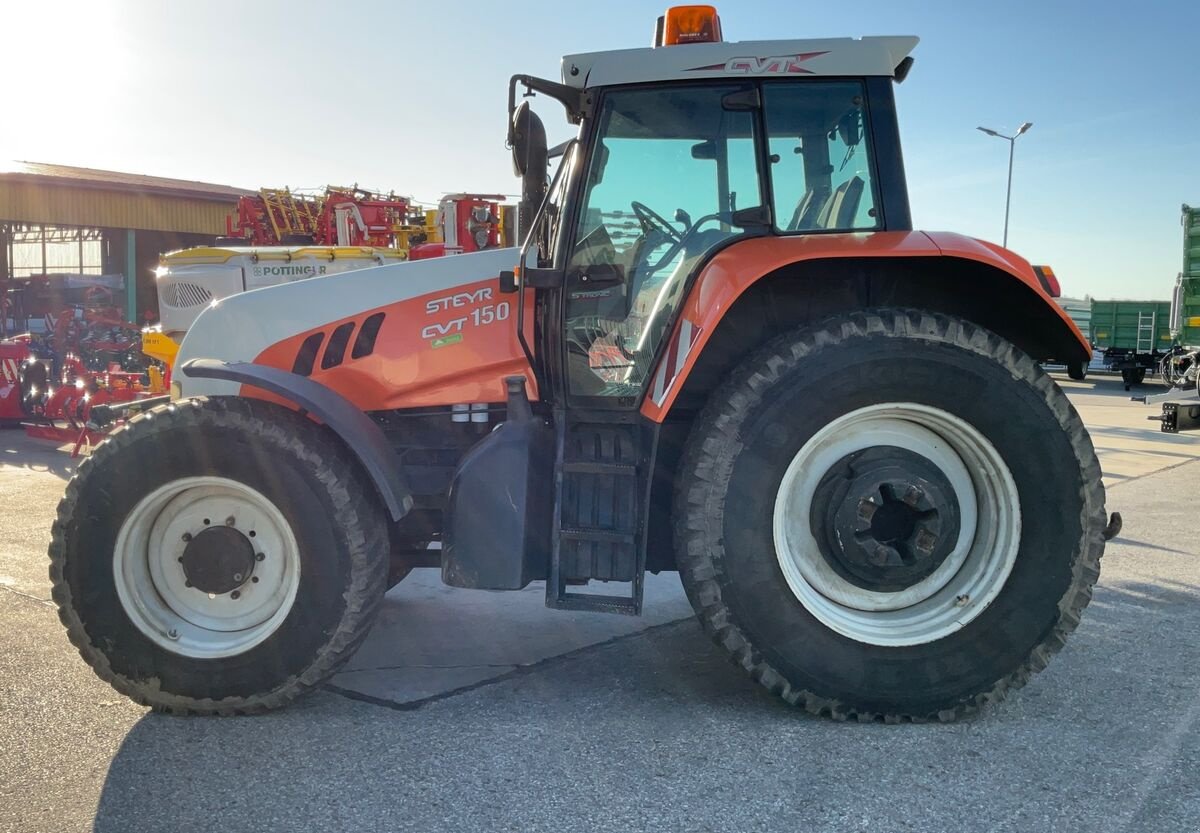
[1,0,1197,299]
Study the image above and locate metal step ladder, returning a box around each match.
[547,419,645,614]
[260,187,321,240]
[1136,310,1157,354]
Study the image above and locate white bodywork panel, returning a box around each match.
[157,248,403,337]
[562,36,917,89]
[176,247,520,397]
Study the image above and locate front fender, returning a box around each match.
[181,359,412,521]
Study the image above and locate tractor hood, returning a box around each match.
[176,247,520,399]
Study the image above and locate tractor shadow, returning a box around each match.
[88,576,1200,833]
[0,425,80,481]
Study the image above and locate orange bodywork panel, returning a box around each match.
[250,278,536,411]
[640,230,1088,423]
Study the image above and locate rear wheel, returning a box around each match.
[1067,361,1087,381]
[50,397,389,714]
[1121,367,1146,389]
[675,309,1106,721]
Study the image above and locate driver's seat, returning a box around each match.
[815,176,865,229]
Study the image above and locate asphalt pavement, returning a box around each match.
[1,374,1198,833]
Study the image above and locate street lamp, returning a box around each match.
[977,122,1032,247]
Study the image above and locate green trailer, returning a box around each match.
[1089,298,1172,389]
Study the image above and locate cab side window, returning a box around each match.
[764,82,880,233]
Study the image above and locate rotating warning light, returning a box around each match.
[655,5,723,47]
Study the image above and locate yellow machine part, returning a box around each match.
[498,204,516,248]
[146,365,167,395]
[141,331,180,367]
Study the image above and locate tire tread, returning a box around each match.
[673,309,1106,722]
[48,397,389,715]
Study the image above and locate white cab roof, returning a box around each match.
[561,36,918,89]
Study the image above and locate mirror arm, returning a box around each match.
[508,75,588,139]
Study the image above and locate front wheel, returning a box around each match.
[50,397,389,714]
[675,309,1106,721]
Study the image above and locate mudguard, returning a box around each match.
[640,231,1089,422]
[181,358,413,521]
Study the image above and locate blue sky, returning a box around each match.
[1,0,1197,299]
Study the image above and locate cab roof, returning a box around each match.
[561,36,918,90]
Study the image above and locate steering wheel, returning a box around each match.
[630,201,683,244]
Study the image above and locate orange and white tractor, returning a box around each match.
[51,6,1107,722]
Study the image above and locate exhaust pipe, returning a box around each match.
[86,395,172,430]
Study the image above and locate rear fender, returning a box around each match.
[641,231,1089,422]
[181,358,413,521]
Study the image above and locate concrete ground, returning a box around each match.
[1,373,1197,832]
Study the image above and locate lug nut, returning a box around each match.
[251,576,259,583]
[233,573,243,583]
[181,532,192,542]
[225,516,236,527]
[167,629,179,640]
[231,590,241,600]
[903,485,924,508]
[255,552,265,562]
[870,545,895,566]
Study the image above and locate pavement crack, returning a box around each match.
[1106,454,1200,491]
[343,663,518,672]
[323,616,696,712]
[0,584,54,608]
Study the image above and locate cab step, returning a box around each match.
[548,420,646,615]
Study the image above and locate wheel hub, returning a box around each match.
[180,526,255,595]
[811,446,961,591]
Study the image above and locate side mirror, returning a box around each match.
[511,100,548,180]
[674,208,692,227]
[511,101,548,242]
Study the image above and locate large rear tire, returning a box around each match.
[675,309,1106,721]
[49,397,389,714]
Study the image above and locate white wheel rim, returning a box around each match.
[772,403,1021,647]
[113,476,301,659]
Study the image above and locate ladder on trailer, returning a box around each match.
[1136,311,1156,354]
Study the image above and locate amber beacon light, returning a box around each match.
[654,5,724,46]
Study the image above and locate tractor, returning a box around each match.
[51,6,1106,721]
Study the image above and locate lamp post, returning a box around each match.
[977,122,1032,247]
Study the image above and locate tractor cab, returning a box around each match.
[504,11,915,408]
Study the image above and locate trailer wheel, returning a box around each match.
[675,309,1106,722]
[1121,367,1146,390]
[49,397,389,714]
[1067,361,1087,381]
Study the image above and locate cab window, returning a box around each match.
[764,81,879,233]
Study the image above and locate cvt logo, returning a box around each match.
[687,51,828,75]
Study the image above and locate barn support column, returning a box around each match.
[125,229,137,323]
